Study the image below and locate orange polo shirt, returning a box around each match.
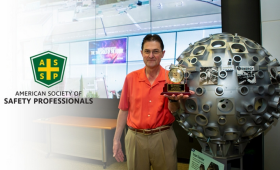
[118,66,175,129]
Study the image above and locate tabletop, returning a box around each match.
[34,115,117,129]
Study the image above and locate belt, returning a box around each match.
[128,124,172,135]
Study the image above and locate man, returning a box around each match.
[113,34,194,170]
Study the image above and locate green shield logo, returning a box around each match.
[30,51,67,88]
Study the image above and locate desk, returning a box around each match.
[34,116,117,169]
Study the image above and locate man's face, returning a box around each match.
[141,41,165,69]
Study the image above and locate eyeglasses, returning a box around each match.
[143,50,162,55]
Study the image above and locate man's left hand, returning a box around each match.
[163,90,195,101]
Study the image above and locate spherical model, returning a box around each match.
[176,33,280,159]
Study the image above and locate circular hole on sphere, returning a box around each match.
[256,117,263,124]
[219,34,228,38]
[199,116,206,120]
[216,87,223,94]
[185,99,197,113]
[253,56,259,62]
[205,127,218,136]
[258,70,264,77]
[254,98,267,113]
[231,44,246,52]
[248,105,254,111]
[196,87,203,95]
[197,50,203,54]
[234,55,242,62]
[193,46,205,55]
[234,37,240,41]
[203,104,210,111]
[211,41,225,48]
[220,71,226,77]
[191,58,197,64]
[214,56,221,62]
[246,127,258,136]
[241,86,249,94]
[256,99,263,110]
[264,57,271,63]
[189,105,195,110]
[219,118,226,124]
[245,40,258,48]
[239,118,246,124]
[200,72,206,78]
[195,115,208,126]
[207,127,216,132]
[218,99,233,112]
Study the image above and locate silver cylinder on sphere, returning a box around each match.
[213,56,222,66]
[248,56,259,66]
[267,58,280,66]
[256,70,264,79]
[233,55,242,66]
[272,112,280,119]
[264,84,275,95]
[253,86,265,94]
[259,57,270,65]
[251,115,263,124]
[263,113,273,122]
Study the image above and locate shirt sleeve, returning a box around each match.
[118,76,129,111]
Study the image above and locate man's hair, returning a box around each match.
[141,34,164,51]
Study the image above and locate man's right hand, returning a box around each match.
[113,109,128,162]
[113,139,124,162]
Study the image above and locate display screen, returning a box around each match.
[18,0,222,99]
[89,38,127,64]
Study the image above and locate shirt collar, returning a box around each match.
[138,66,166,82]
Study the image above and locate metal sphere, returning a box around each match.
[177,32,280,158]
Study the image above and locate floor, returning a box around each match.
[21,142,190,170]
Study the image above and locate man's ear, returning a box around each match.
[162,50,166,58]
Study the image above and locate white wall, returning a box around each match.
[261,0,280,170]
